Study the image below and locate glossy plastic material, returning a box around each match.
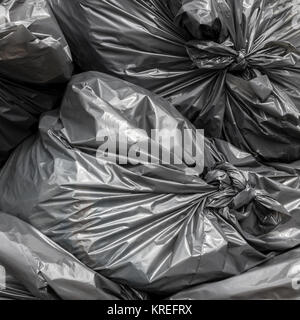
[0,0,73,84]
[1,72,300,295]
[0,0,73,167]
[0,211,146,300]
[48,0,300,162]
[169,245,300,300]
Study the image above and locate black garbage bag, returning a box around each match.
[0,266,36,300]
[48,0,300,162]
[0,0,73,84]
[169,245,300,300]
[1,71,300,295]
[212,137,300,217]
[0,211,146,300]
[0,0,73,167]
[168,140,300,299]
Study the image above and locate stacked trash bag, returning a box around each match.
[1,0,300,300]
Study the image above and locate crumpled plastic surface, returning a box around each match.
[0,0,73,84]
[167,138,300,299]
[48,0,300,162]
[0,0,73,167]
[169,245,300,300]
[0,211,146,300]
[1,71,300,296]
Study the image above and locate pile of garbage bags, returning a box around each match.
[1,0,300,300]
[48,0,300,162]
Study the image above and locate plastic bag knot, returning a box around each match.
[229,50,248,72]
